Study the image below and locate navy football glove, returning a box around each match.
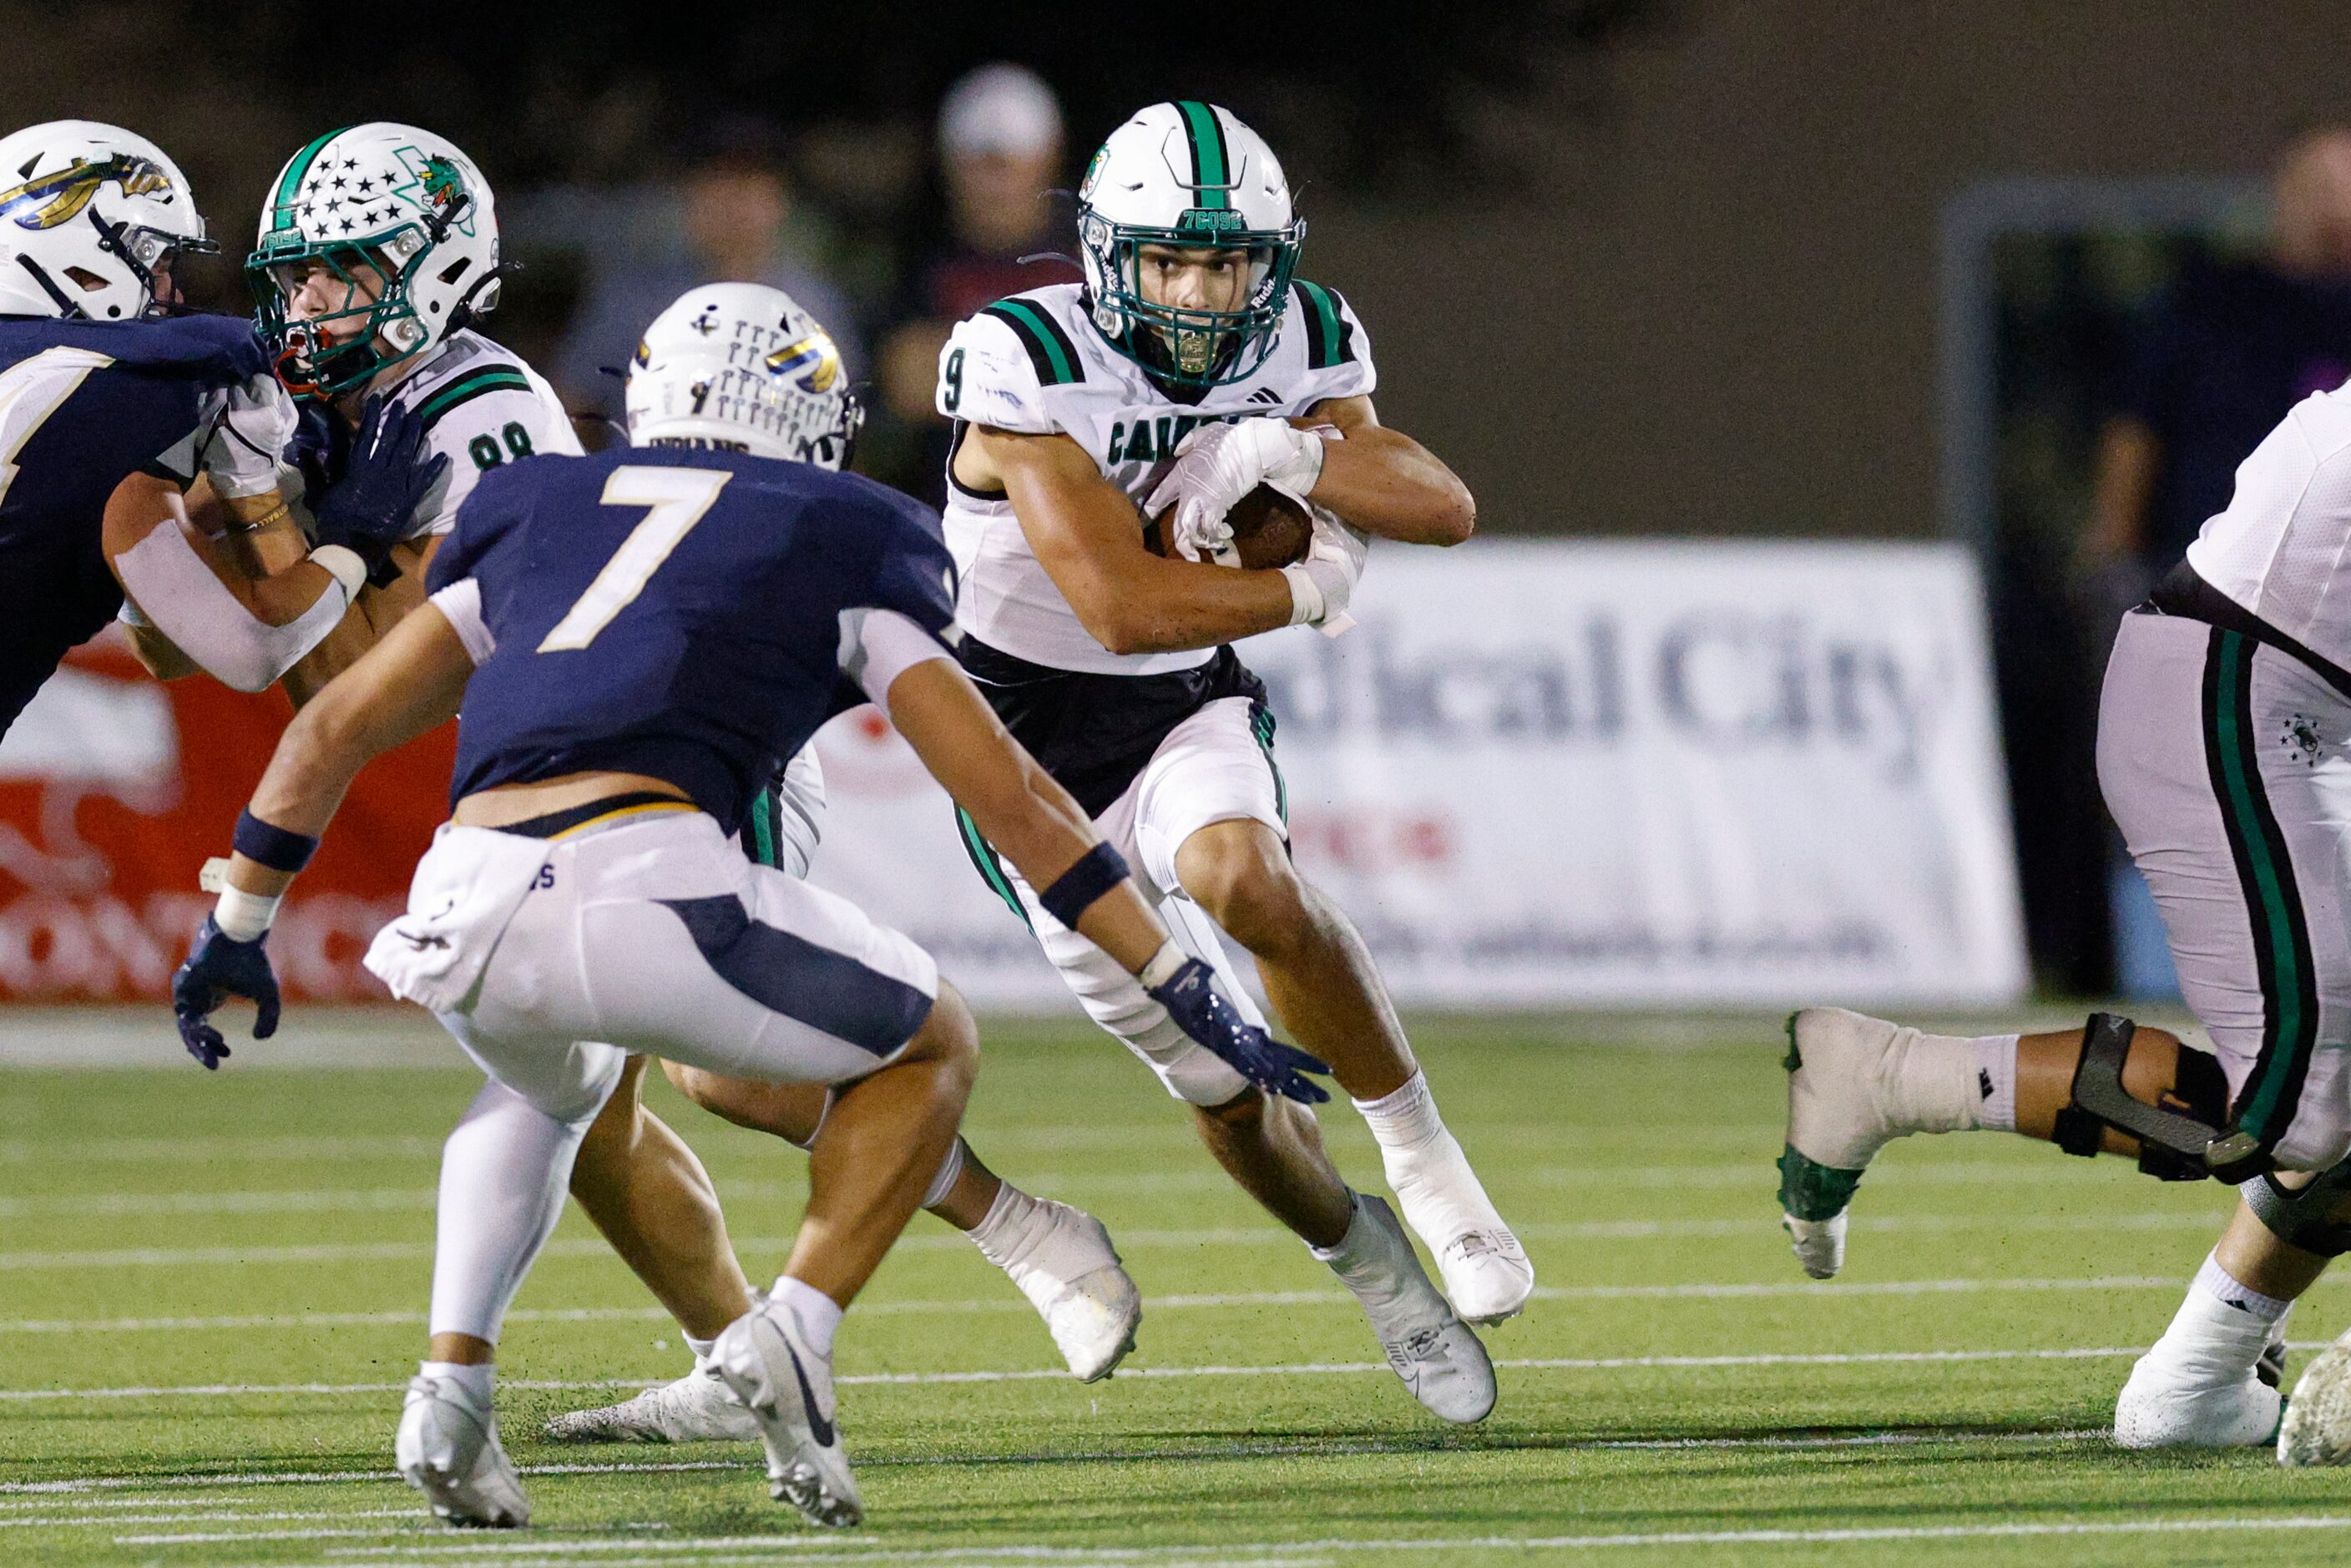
[1146,956,1332,1105]
[171,916,281,1070]
[311,395,448,584]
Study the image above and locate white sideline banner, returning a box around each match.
[808,539,2029,1010]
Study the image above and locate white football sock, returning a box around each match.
[968,1181,1043,1264]
[1871,1025,1990,1136]
[427,1079,597,1345]
[685,1333,718,1375]
[1354,1070,1512,1242]
[418,1359,493,1405]
[1970,1033,2020,1133]
[771,1274,844,1360]
[2146,1252,2293,1382]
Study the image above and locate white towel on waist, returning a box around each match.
[364,824,554,1014]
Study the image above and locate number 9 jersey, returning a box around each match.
[933,280,1373,676]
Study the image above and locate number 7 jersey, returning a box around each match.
[426,445,959,834]
[934,279,1373,676]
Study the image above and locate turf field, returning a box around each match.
[8,1009,2351,1565]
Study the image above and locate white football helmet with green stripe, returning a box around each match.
[1077,100,1302,387]
[246,124,502,397]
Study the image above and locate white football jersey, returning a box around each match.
[270,329,580,541]
[936,280,1373,675]
[2187,377,2351,675]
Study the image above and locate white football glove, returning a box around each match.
[1144,416,1328,563]
[199,372,296,501]
[1281,506,1371,637]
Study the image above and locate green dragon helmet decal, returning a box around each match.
[247,124,502,398]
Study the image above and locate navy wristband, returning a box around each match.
[1039,842,1130,929]
[232,808,319,873]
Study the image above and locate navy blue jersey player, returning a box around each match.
[0,119,437,735]
[170,282,1325,1533]
[0,119,240,731]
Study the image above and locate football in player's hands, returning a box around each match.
[1142,470,1314,570]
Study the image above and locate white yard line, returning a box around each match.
[109,1514,2351,1557]
[0,1426,2121,1506]
[0,1341,2288,1404]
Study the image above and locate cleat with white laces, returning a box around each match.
[983,1198,1142,1383]
[1779,1007,1982,1280]
[542,1358,760,1444]
[395,1373,529,1529]
[1433,1226,1534,1327]
[1319,1192,1497,1424]
[711,1294,862,1527]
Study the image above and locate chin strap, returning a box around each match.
[14,253,84,318]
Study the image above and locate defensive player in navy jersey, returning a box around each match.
[0,119,429,734]
[169,282,1322,1531]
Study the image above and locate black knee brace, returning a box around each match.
[2050,1013,2245,1181]
[2242,1161,2351,1257]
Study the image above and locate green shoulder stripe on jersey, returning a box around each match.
[1175,100,1231,209]
[1292,280,1356,370]
[980,300,1084,387]
[270,129,345,229]
[2203,627,2319,1150]
[416,367,533,432]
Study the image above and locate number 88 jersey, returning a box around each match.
[283,327,580,543]
[934,280,1373,678]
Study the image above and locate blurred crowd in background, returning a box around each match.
[13,0,2351,998]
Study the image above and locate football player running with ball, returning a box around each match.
[1779,371,2351,1464]
[169,281,1309,1530]
[933,101,1527,1423]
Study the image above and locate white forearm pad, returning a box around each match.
[113,521,350,692]
[837,607,954,717]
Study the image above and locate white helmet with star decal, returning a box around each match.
[246,123,502,397]
[0,119,213,321]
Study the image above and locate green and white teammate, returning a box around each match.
[934,100,1527,1425]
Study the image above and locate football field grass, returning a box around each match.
[8,1010,2351,1565]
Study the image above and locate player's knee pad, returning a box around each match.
[2050,1013,2242,1181]
[2242,1160,2351,1257]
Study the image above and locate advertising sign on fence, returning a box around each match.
[0,540,2027,1010]
[806,539,2030,1009]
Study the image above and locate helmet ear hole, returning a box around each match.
[437,256,470,286]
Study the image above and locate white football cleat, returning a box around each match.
[992,1199,1142,1383]
[542,1359,760,1444]
[1433,1227,1534,1327]
[711,1295,861,1527]
[395,1373,528,1529]
[1780,1008,1977,1279]
[1324,1193,1497,1424]
[2115,1348,2283,1450]
[1379,1123,1534,1326]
